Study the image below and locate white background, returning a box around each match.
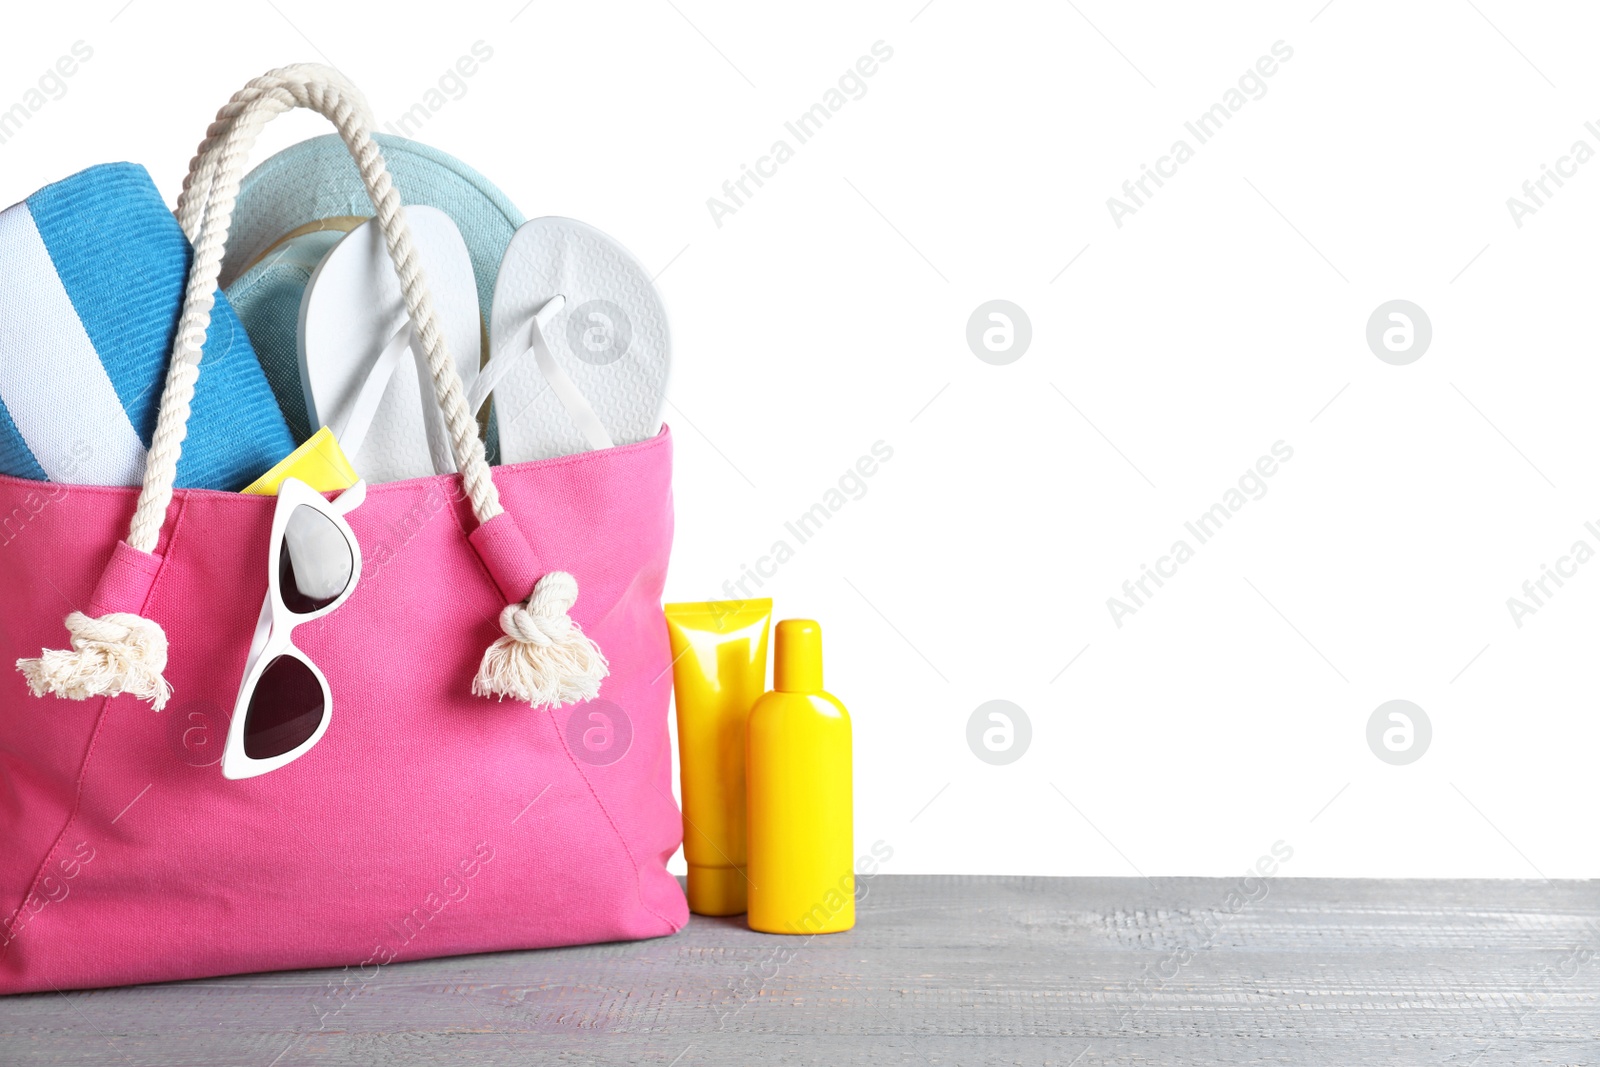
[4,1,1597,879]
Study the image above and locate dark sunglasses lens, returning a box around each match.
[243,655,325,760]
[280,504,354,614]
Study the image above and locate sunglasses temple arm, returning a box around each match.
[332,480,367,515]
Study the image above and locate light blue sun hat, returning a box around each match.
[221,134,523,450]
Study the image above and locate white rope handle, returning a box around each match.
[126,64,502,554]
[20,63,606,715]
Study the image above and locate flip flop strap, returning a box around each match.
[468,296,615,453]
[126,64,501,555]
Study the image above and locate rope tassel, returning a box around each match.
[473,571,608,707]
[17,611,172,710]
[16,541,172,710]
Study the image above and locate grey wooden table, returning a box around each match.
[2,876,1597,1066]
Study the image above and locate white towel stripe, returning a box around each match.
[0,202,147,485]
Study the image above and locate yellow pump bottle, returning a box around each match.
[746,620,854,935]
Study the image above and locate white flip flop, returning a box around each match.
[480,217,669,463]
[299,205,482,483]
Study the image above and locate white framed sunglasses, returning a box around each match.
[222,477,365,780]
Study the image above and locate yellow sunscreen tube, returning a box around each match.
[664,598,772,916]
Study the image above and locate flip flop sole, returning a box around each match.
[489,217,669,462]
[299,206,481,484]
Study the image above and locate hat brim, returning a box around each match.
[220,133,524,317]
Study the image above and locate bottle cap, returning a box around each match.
[687,864,748,916]
[774,619,823,693]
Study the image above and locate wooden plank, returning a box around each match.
[1,876,1597,1065]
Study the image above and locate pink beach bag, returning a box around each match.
[0,66,685,994]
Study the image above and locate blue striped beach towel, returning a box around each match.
[0,162,293,489]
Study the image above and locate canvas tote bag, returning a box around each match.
[0,64,686,994]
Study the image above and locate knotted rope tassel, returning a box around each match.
[473,571,608,708]
[17,611,172,710]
